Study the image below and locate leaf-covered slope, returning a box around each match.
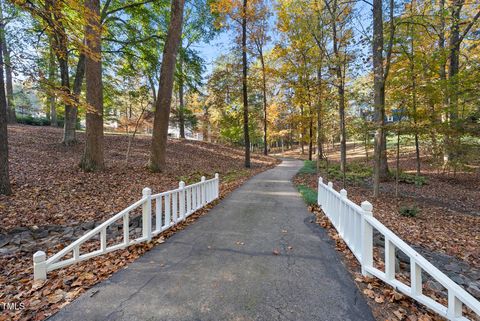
[0,125,278,230]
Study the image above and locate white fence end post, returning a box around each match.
[142,187,152,241]
[33,251,47,280]
[340,189,347,198]
[361,201,373,277]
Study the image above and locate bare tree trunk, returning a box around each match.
[328,0,347,182]
[178,55,185,139]
[58,55,77,144]
[0,29,10,195]
[308,108,313,161]
[242,0,250,168]
[48,47,57,127]
[260,52,268,156]
[316,67,323,172]
[395,125,400,197]
[338,84,346,174]
[408,8,421,175]
[149,0,185,172]
[80,0,104,171]
[446,0,462,162]
[202,105,209,141]
[372,0,387,197]
[300,105,305,154]
[0,0,14,123]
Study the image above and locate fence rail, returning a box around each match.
[317,177,480,321]
[33,174,220,280]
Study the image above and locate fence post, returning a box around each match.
[327,182,333,217]
[142,187,152,241]
[361,201,373,277]
[33,251,47,280]
[179,181,185,221]
[317,177,323,206]
[215,173,219,199]
[340,189,347,237]
[201,176,206,204]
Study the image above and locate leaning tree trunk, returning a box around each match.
[0,1,15,123]
[242,0,250,168]
[80,0,104,171]
[149,0,185,172]
[0,31,10,195]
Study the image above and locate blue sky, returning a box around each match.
[194,31,232,76]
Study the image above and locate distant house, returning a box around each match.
[359,106,407,123]
[168,124,203,141]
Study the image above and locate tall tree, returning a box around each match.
[80,0,104,171]
[372,0,395,197]
[249,1,270,155]
[0,24,10,195]
[324,0,352,183]
[149,0,185,172]
[48,46,57,127]
[242,0,251,167]
[0,0,15,123]
[444,0,480,162]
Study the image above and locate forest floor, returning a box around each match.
[0,125,279,321]
[1,125,277,230]
[290,143,480,320]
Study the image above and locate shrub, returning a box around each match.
[399,205,419,217]
[16,115,50,126]
[396,172,428,186]
[323,162,372,184]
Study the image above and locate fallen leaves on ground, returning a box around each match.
[0,125,279,321]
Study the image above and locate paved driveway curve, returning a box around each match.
[50,159,374,321]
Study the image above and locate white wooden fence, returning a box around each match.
[317,177,480,321]
[33,174,220,280]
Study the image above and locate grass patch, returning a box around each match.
[297,184,317,205]
[298,160,317,174]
